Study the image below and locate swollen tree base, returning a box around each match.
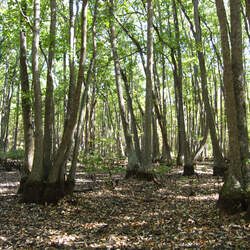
[20,180,73,204]
[183,164,195,176]
[17,176,29,194]
[22,181,45,203]
[217,194,247,216]
[64,180,75,196]
[213,165,227,177]
[42,183,65,204]
[125,169,155,181]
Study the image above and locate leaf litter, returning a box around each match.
[0,164,249,249]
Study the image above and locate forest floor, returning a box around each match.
[0,162,249,249]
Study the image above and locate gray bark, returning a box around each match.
[29,0,44,182]
[43,0,57,179]
[19,0,34,175]
[193,0,226,175]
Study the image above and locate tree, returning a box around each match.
[141,0,154,179]
[22,0,89,203]
[215,0,249,219]
[192,0,226,176]
[19,0,34,190]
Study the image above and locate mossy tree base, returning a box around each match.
[183,164,195,176]
[125,169,155,181]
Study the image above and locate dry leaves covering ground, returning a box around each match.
[0,164,249,249]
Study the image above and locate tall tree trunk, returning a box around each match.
[43,0,57,179]
[215,0,249,218]
[120,69,142,169]
[172,0,194,176]
[245,0,250,28]
[230,0,249,162]
[12,82,20,151]
[67,0,99,191]
[109,0,139,176]
[193,0,226,176]
[22,0,44,202]
[43,0,89,203]
[140,0,154,180]
[0,55,9,151]
[19,0,34,192]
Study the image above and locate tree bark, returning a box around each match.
[215,0,249,218]
[109,0,141,176]
[19,0,34,192]
[29,0,44,182]
[43,0,57,179]
[193,0,226,176]
[172,0,194,175]
[67,0,98,189]
[43,0,89,203]
[141,0,154,179]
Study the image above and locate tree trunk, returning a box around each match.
[12,82,20,151]
[109,0,142,178]
[230,0,249,162]
[67,0,98,191]
[19,0,34,193]
[245,0,250,28]
[215,0,249,218]
[42,0,89,203]
[22,0,44,202]
[193,0,226,176]
[141,0,154,180]
[43,0,57,179]
[172,0,194,175]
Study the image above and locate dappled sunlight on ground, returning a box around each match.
[0,163,249,248]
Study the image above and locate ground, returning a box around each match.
[0,163,249,249]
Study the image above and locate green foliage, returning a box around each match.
[0,149,25,160]
[155,164,172,174]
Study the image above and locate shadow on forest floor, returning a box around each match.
[0,164,249,249]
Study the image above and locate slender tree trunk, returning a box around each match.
[109,0,140,176]
[66,0,76,123]
[67,0,99,192]
[245,0,250,28]
[0,55,9,151]
[120,69,142,167]
[22,0,44,202]
[19,0,34,192]
[43,0,57,179]
[193,0,226,176]
[141,0,154,179]
[12,82,20,151]
[172,0,194,175]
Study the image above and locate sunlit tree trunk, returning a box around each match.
[67,0,98,191]
[172,0,194,176]
[43,0,88,203]
[22,0,44,202]
[193,0,226,176]
[216,0,249,219]
[19,0,34,191]
[141,0,154,179]
[109,0,138,174]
